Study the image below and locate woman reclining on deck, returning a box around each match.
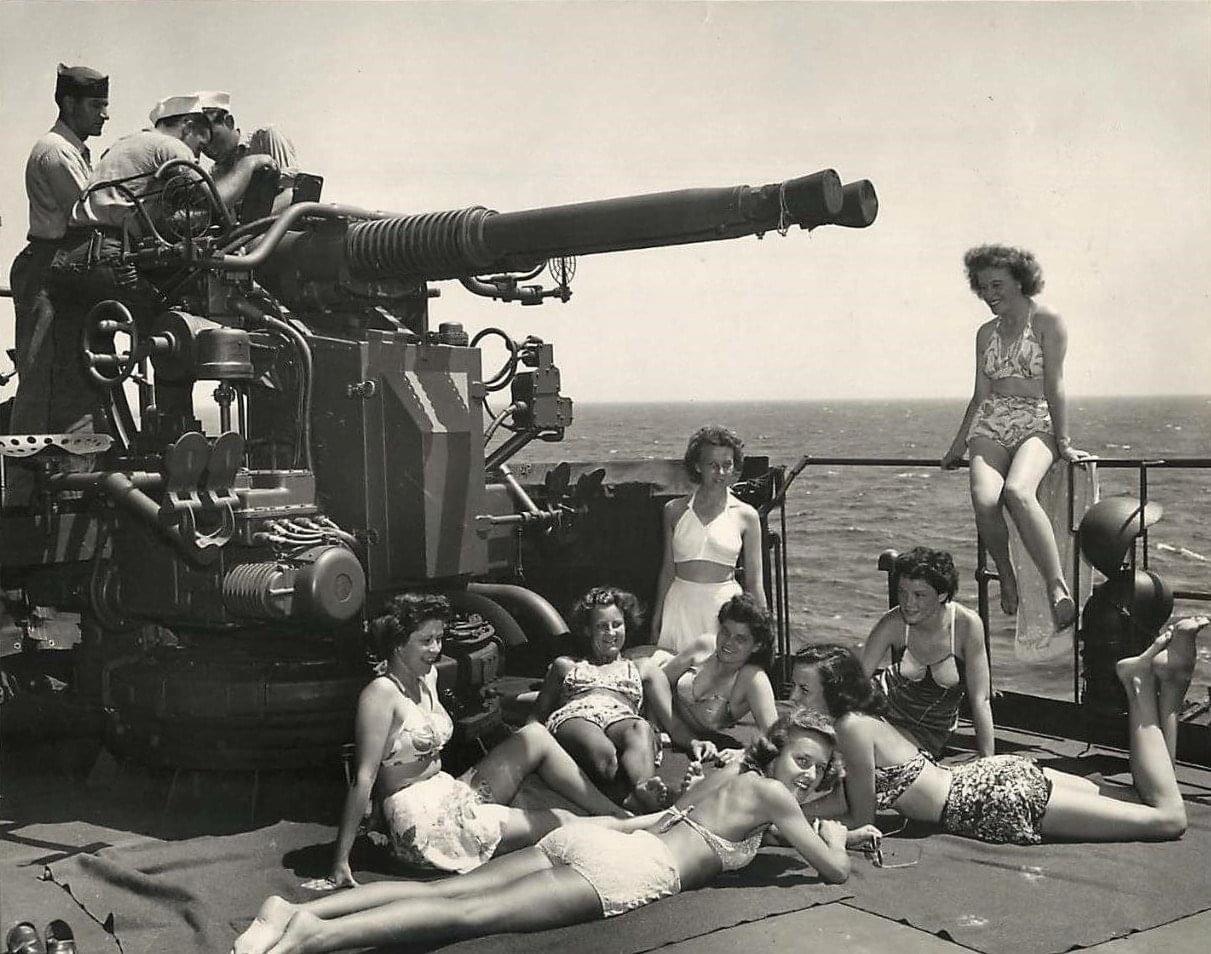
[644,593,779,762]
[326,593,628,887]
[529,586,673,811]
[234,708,879,954]
[790,619,1208,845]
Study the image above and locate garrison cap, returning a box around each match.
[56,63,109,100]
[193,90,232,114]
[148,94,203,125]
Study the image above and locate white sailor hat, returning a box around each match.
[192,90,232,114]
[148,94,202,125]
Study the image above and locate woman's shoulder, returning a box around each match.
[951,603,986,645]
[665,495,691,517]
[870,607,905,639]
[976,317,999,341]
[730,496,760,520]
[1031,304,1065,331]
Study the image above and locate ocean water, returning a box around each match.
[518,396,1211,700]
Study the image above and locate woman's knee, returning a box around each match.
[1001,479,1042,514]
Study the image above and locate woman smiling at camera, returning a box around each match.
[327,593,627,888]
[652,426,766,655]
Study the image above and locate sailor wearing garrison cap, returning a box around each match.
[7,63,111,489]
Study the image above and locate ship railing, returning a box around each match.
[773,455,1211,759]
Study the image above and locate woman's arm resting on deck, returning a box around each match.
[737,667,779,734]
[762,784,851,884]
[861,612,900,677]
[330,681,394,886]
[960,608,996,758]
[834,715,879,828]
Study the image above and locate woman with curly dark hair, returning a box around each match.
[790,634,1200,846]
[941,245,1091,630]
[531,586,671,811]
[327,593,628,889]
[652,425,766,654]
[859,547,993,758]
[235,709,879,954]
[645,594,779,763]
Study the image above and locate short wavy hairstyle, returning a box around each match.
[743,707,844,798]
[894,546,959,602]
[682,425,744,484]
[568,585,645,657]
[792,644,888,719]
[718,593,774,670]
[371,592,452,659]
[963,244,1044,297]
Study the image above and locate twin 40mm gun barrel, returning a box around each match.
[257,169,877,284]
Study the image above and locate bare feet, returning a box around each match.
[234,896,296,954]
[1000,574,1019,616]
[1115,633,1171,695]
[626,776,674,812]
[1153,616,1209,695]
[266,909,323,954]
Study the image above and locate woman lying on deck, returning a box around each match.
[234,710,881,954]
[327,593,627,887]
[791,619,1208,845]
[644,593,779,761]
[529,586,672,810]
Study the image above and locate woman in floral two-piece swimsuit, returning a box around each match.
[942,244,1091,630]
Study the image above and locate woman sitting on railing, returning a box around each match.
[941,244,1091,631]
[645,594,779,761]
[791,624,1206,844]
[860,547,994,758]
[327,593,628,887]
[233,709,881,954]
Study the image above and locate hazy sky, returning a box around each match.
[1,1,1208,404]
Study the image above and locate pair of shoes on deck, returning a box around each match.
[5,920,75,954]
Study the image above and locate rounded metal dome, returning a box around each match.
[1078,496,1163,577]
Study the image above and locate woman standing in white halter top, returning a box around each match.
[652,426,766,654]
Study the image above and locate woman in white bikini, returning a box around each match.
[941,245,1091,629]
[652,426,766,654]
[860,547,994,758]
[234,709,881,954]
[326,593,627,888]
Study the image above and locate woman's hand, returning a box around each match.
[689,739,719,764]
[845,824,883,850]
[328,859,358,889]
[940,444,966,470]
[815,818,849,849]
[1057,440,1092,463]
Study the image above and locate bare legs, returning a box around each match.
[468,722,628,819]
[1039,630,1189,841]
[234,847,603,954]
[1152,616,1210,758]
[553,718,669,811]
[969,435,1072,625]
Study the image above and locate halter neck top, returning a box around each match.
[675,664,737,732]
[672,491,744,567]
[561,657,643,709]
[380,670,453,774]
[656,805,765,871]
[983,307,1045,381]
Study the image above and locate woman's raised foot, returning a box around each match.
[1116,642,1167,695]
[234,896,296,954]
[1048,580,1076,631]
[627,776,674,812]
[1153,616,1209,690]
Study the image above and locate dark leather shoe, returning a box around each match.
[4,922,44,954]
[43,922,74,954]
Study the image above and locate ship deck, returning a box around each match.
[3,713,1210,954]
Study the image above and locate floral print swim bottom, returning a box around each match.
[940,754,1053,845]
